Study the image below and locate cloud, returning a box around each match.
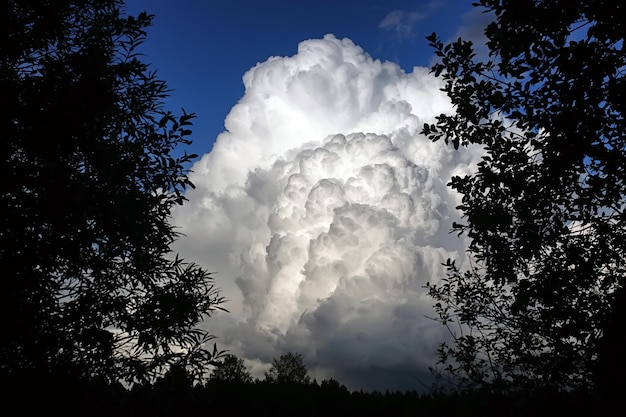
[454,6,494,44]
[173,34,479,392]
[379,2,441,39]
[444,6,495,63]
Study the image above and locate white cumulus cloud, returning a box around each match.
[172,34,479,392]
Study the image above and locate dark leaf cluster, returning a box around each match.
[1,0,224,385]
[422,0,625,394]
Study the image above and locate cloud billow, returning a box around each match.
[173,34,478,392]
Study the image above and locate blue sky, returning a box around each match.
[124,0,481,161]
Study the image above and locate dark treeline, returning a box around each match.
[1,370,599,417]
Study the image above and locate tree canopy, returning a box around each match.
[265,352,311,384]
[1,0,224,384]
[423,0,625,393]
[210,354,253,383]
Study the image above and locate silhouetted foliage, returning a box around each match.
[0,365,598,417]
[0,0,224,385]
[321,377,349,393]
[209,353,253,383]
[265,352,311,384]
[422,0,625,393]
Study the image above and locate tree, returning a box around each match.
[265,352,311,384]
[209,354,253,383]
[423,0,624,393]
[0,0,224,385]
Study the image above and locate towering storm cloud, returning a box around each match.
[173,34,479,391]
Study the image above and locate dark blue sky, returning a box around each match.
[123,0,478,160]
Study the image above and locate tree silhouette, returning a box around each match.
[423,0,625,392]
[0,0,224,385]
[210,354,253,383]
[265,352,311,384]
